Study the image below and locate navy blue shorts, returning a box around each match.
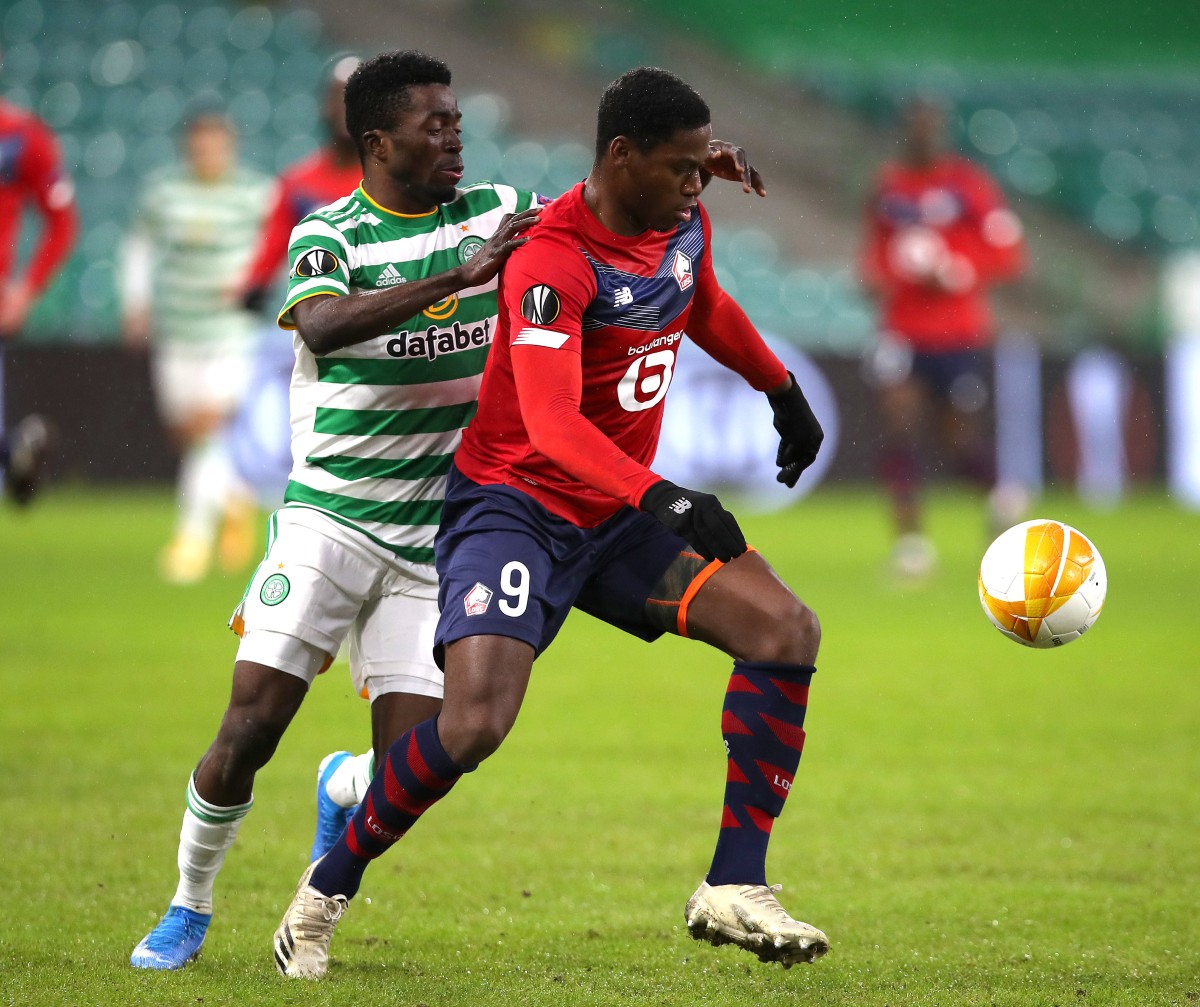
[433,464,714,667]
[911,347,990,403]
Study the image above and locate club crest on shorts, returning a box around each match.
[260,573,290,606]
[521,284,561,325]
[464,582,493,616]
[294,248,340,278]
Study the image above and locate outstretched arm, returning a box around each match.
[687,228,823,485]
[289,207,540,355]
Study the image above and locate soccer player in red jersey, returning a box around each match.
[859,97,1027,577]
[274,66,829,979]
[0,71,78,504]
[240,55,363,313]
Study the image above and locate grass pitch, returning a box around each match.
[1,486,1197,1006]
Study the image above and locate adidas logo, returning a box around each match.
[668,497,692,515]
[375,263,406,287]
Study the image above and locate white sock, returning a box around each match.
[324,751,375,808]
[170,775,253,915]
[176,437,235,543]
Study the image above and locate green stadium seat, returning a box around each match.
[38,81,85,130]
[3,0,45,42]
[1005,147,1057,197]
[136,87,184,135]
[227,89,272,136]
[544,141,590,197]
[1,40,42,87]
[101,86,144,131]
[138,3,185,49]
[82,130,128,180]
[499,141,550,191]
[130,134,175,174]
[229,49,276,92]
[183,7,232,50]
[726,229,780,273]
[459,92,510,141]
[780,269,831,321]
[94,2,141,43]
[272,8,322,54]
[142,44,186,88]
[464,138,502,185]
[227,5,274,51]
[273,50,325,93]
[1092,193,1143,242]
[181,48,230,92]
[270,92,318,138]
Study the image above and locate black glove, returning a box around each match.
[640,479,747,563]
[242,285,269,313]
[768,372,824,487]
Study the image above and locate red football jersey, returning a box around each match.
[456,182,787,527]
[0,98,77,294]
[859,154,1025,350]
[243,147,361,291]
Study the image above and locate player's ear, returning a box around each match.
[608,135,636,167]
[362,129,388,164]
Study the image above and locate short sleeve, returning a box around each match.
[278,215,351,328]
[501,236,595,353]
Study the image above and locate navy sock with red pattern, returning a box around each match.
[706,661,814,888]
[310,717,469,899]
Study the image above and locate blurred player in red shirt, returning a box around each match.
[0,69,78,505]
[240,55,362,312]
[859,97,1025,578]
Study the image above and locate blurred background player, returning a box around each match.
[0,50,78,506]
[858,96,1026,579]
[224,54,364,511]
[119,108,272,583]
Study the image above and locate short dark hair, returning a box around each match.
[594,67,710,160]
[344,50,452,159]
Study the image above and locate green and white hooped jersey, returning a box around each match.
[278,182,540,564]
[131,164,273,346]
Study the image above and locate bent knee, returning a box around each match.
[439,709,514,766]
[214,701,294,770]
[751,597,821,666]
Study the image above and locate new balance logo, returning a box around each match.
[614,286,633,308]
[668,497,692,515]
[375,263,406,287]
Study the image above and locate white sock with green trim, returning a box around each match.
[170,774,253,914]
[325,751,375,808]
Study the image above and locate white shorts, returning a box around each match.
[152,341,253,427]
[231,506,444,702]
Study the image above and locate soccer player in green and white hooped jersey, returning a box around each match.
[130,49,542,973]
[120,110,274,583]
[131,49,767,972]
[278,178,536,556]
